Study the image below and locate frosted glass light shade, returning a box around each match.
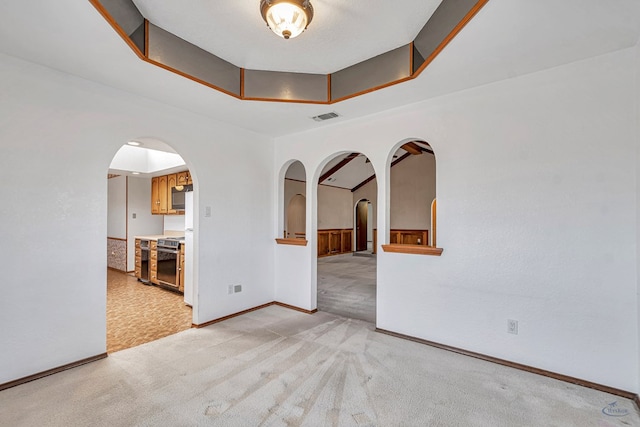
[260,0,314,40]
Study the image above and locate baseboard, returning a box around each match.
[0,353,108,392]
[635,395,640,412]
[375,328,638,403]
[273,301,318,314]
[192,301,316,328]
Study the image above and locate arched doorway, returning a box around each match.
[106,139,196,353]
[316,152,377,323]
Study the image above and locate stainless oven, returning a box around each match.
[156,238,182,292]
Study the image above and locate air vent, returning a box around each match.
[312,112,340,122]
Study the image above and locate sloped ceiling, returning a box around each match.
[0,1,638,137]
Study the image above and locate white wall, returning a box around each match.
[107,175,126,238]
[127,176,163,271]
[163,214,185,233]
[273,48,639,392]
[0,53,274,385]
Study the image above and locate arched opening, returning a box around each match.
[316,152,377,323]
[106,139,196,353]
[283,161,307,239]
[388,140,436,247]
[287,194,306,239]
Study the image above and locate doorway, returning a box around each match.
[106,139,194,353]
[315,152,377,323]
[355,199,372,253]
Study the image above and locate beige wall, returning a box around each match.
[390,153,436,230]
[284,178,306,237]
[318,185,353,229]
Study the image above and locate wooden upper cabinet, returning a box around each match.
[177,171,189,186]
[158,175,168,214]
[167,173,178,214]
[151,177,160,214]
[151,170,190,215]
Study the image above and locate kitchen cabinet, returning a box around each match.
[167,173,178,214]
[179,243,185,293]
[151,170,190,215]
[134,239,142,278]
[151,175,168,214]
[149,241,158,284]
[151,177,160,214]
[177,171,191,186]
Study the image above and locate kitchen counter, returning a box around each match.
[135,234,185,243]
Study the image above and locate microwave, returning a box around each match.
[171,184,193,210]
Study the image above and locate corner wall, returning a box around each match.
[274,47,639,392]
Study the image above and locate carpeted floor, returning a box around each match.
[317,253,376,323]
[107,269,192,353]
[1,305,638,426]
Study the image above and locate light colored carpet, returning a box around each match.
[107,269,192,353]
[1,306,637,426]
[317,254,376,323]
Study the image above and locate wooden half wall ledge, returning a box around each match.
[0,353,108,392]
[275,238,308,246]
[192,301,318,329]
[375,328,640,410]
[382,244,443,256]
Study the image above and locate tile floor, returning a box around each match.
[107,269,192,353]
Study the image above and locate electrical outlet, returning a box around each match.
[132,213,136,219]
[507,319,518,335]
[234,285,242,293]
[227,285,233,295]
[205,206,212,217]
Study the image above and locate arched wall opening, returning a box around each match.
[106,138,198,353]
[314,151,377,323]
[381,138,442,256]
[280,160,307,240]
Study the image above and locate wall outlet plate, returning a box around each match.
[507,319,518,335]
[228,285,233,295]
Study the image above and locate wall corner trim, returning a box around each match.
[192,301,317,329]
[0,353,108,392]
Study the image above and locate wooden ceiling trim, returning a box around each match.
[402,142,423,155]
[351,152,412,192]
[319,153,359,184]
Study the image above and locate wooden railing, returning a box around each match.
[318,229,353,257]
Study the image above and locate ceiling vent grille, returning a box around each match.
[312,112,340,122]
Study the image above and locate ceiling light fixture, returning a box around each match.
[127,141,141,146]
[260,0,314,40]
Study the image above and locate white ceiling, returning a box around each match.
[132,0,442,74]
[0,1,639,138]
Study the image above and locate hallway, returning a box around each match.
[317,254,376,323]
